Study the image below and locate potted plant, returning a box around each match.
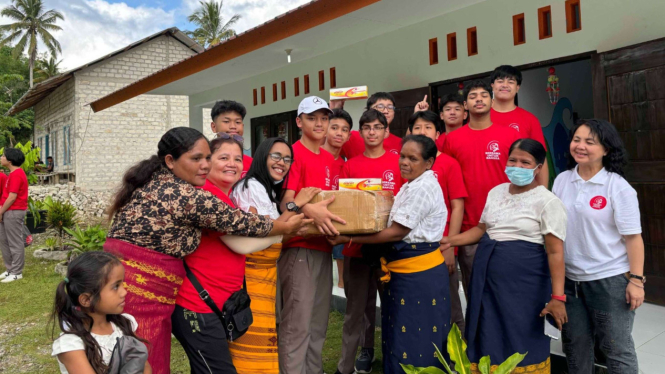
[25,196,52,234]
[400,324,527,374]
[55,224,107,276]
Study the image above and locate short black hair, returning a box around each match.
[439,93,465,113]
[509,138,546,164]
[47,156,53,160]
[402,135,438,162]
[407,110,441,133]
[366,92,396,109]
[330,108,353,130]
[567,119,628,176]
[463,80,492,101]
[490,65,522,86]
[359,109,388,128]
[3,148,25,167]
[211,100,247,122]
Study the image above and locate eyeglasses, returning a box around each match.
[360,125,386,132]
[269,153,293,165]
[372,104,396,112]
[213,132,244,143]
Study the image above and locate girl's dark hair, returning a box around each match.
[50,252,144,373]
[3,148,25,166]
[402,135,438,163]
[567,119,628,176]
[210,136,243,155]
[109,127,207,216]
[236,137,293,206]
[509,138,546,164]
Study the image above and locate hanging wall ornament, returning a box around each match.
[546,67,560,105]
[458,82,465,96]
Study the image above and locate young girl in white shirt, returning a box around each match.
[50,251,151,374]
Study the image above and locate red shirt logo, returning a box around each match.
[485,140,501,160]
[509,123,520,132]
[241,171,247,178]
[332,175,339,190]
[389,149,399,155]
[383,170,395,182]
[590,196,607,210]
[432,170,439,179]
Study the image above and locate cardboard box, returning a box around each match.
[338,178,382,191]
[330,85,369,101]
[305,190,394,235]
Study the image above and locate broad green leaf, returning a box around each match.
[432,342,454,374]
[447,324,471,374]
[493,352,528,374]
[478,355,491,374]
[400,364,421,374]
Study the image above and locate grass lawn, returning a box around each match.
[0,232,383,373]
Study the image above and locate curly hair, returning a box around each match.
[566,119,628,176]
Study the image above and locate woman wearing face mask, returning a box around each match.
[441,138,568,374]
[229,138,320,374]
[553,120,644,374]
[330,135,449,373]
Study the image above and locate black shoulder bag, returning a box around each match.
[183,262,253,342]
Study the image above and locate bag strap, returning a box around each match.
[183,262,225,318]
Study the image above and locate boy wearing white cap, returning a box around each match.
[278,96,346,374]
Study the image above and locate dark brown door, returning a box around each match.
[389,87,430,137]
[592,38,665,305]
[250,110,298,154]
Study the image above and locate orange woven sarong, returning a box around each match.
[104,238,185,374]
[228,243,281,374]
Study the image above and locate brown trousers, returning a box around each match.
[337,256,382,374]
[277,247,332,374]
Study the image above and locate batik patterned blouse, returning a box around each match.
[108,167,273,258]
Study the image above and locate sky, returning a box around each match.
[0,0,311,70]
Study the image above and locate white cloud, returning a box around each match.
[0,0,175,69]
[0,0,312,70]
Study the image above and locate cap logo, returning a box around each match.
[313,97,322,104]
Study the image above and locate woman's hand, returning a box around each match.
[284,213,313,235]
[327,235,351,246]
[626,281,645,311]
[439,237,451,252]
[294,187,322,208]
[540,300,568,331]
[440,245,455,275]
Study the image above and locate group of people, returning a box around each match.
[46,64,645,374]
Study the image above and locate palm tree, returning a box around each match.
[34,54,62,83]
[0,0,64,88]
[186,0,240,48]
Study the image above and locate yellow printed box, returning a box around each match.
[330,86,369,101]
[338,178,382,191]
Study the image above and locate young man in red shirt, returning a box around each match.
[408,110,468,334]
[0,148,29,283]
[443,80,521,299]
[278,96,347,374]
[336,109,402,374]
[414,93,468,151]
[340,92,403,159]
[490,65,549,186]
[209,100,253,177]
[322,108,353,288]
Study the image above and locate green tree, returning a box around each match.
[0,0,64,88]
[186,0,240,48]
[34,54,61,83]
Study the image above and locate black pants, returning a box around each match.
[171,305,237,374]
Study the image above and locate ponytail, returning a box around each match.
[108,127,207,217]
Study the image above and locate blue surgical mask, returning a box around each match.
[505,165,539,186]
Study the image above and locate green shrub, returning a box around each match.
[44,237,58,251]
[46,200,77,250]
[26,196,53,228]
[400,324,527,374]
[64,224,107,256]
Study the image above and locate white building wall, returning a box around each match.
[34,79,75,173]
[187,0,665,148]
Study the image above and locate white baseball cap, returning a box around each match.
[297,96,333,116]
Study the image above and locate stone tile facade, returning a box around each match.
[33,35,197,191]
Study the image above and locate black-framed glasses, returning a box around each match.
[269,153,293,165]
[372,104,396,112]
[360,125,386,132]
[213,132,244,143]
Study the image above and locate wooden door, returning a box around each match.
[593,38,665,305]
[389,87,430,137]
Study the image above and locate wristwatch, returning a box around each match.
[629,274,646,284]
[286,202,299,213]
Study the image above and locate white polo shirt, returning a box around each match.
[552,166,642,282]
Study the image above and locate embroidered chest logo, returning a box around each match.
[389,149,399,155]
[590,196,607,210]
[382,170,396,191]
[324,166,331,187]
[509,123,520,132]
[485,140,501,160]
[241,171,247,179]
[332,175,339,190]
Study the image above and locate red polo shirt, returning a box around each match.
[431,153,468,236]
[331,156,346,190]
[341,131,403,159]
[176,180,246,312]
[491,107,547,149]
[1,169,28,210]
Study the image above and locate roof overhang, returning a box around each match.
[6,27,202,116]
[90,0,484,112]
